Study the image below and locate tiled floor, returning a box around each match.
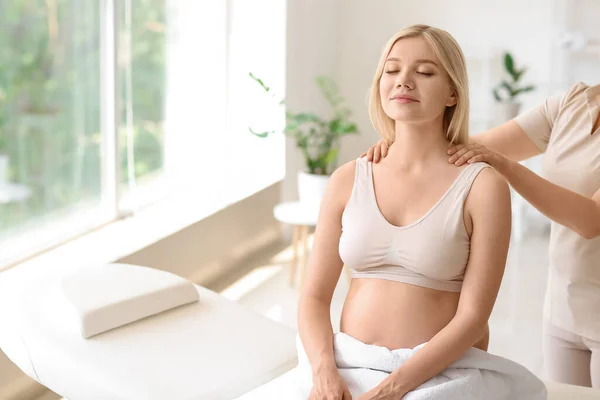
[221,231,551,378]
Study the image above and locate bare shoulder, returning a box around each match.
[324,159,358,207]
[330,159,357,183]
[466,164,511,214]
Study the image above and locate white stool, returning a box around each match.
[0,182,31,205]
[273,201,318,288]
[274,201,351,289]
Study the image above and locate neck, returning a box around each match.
[386,119,449,172]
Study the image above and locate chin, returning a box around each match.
[383,104,424,120]
[384,110,421,122]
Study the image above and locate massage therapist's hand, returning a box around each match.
[447,142,510,172]
[360,138,391,163]
[309,364,353,400]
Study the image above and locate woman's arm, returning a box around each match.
[367,168,512,398]
[297,161,355,372]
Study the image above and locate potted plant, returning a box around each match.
[492,52,535,123]
[249,73,359,205]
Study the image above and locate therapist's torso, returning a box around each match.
[515,81,600,341]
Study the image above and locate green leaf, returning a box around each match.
[513,67,526,83]
[323,148,339,165]
[520,85,536,93]
[500,81,516,98]
[339,122,358,134]
[289,112,322,125]
[504,52,515,76]
[316,75,342,108]
[248,127,272,138]
[249,72,270,93]
[306,156,319,174]
[493,88,502,102]
[512,85,536,96]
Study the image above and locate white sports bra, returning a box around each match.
[339,157,491,292]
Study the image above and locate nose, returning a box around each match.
[396,70,414,90]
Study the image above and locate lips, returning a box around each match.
[391,94,418,102]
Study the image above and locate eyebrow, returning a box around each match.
[385,57,438,66]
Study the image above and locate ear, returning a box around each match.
[446,91,458,107]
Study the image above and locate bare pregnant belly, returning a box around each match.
[340,278,463,350]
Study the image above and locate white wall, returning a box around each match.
[335,0,562,162]
[283,0,563,196]
[282,0,342,202]
[283,0,596,229]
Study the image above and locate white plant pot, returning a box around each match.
[493,102,521,126]
[298,170,330,207]
[0,154,8,185]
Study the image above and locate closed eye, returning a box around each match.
[417,72,434,76]
[384,70,399,74]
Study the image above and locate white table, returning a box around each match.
[273,201,319,288]
[0,182,31,205]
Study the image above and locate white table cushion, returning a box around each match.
[61,263,199,338]
[0,264,297,400]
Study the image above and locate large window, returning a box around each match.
[0,1,106,264]
[118,0,167,211]
[0,1,286,268]
[226,0,286,202]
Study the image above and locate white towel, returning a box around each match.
[295,333,547,399]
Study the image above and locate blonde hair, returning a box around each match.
[368,24,469,145]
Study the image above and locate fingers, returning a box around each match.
[468,154,486,164]
[343,388,353,400]
[373,145,381,163]
[366,146,374,161]
[448,145,476,164]
[453,149,478,165]
[447,143,464,155]
[381,141,389,158]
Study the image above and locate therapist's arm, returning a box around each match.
[491,158,600,239]
[364,168,511,398]
[469,120,543,162]
[450,139,600,240]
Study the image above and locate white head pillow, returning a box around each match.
[61,263,199,339]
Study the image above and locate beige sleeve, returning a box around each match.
[513,93,563,152]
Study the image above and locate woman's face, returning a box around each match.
[379,37,456,125]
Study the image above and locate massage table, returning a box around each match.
[1,262,599,399]
[0,263,297,399]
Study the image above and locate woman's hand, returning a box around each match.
[447,142,508,171]
[360,139,390,163]
[309,365,353,400]
[355,379,407,400]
